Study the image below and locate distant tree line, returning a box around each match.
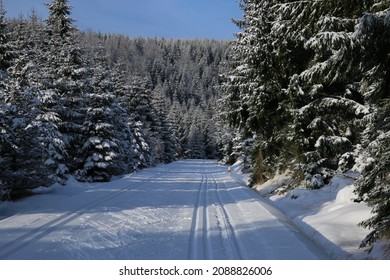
[0,0,232,198]
[222,0,389,247]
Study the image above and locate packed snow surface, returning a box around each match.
[0,160,328,260]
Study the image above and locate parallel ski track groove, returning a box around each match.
[188,169,208,259]
[0,173,163,259]
[188,166,246,260]
[210,173,244,259]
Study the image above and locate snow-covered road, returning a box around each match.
[0,160,329,260]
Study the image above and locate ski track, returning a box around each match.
[186,169,244,259]
[0,160,329,260]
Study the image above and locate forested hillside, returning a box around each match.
[80,33,231,161]
[0,0,231,198]
[222,0,389,246]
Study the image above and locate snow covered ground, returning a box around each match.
[0,160,329,260]
[252,170,389,259]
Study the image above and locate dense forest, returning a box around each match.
[1,0,389,248]
[0,0,233,195]
[223,0,389,246]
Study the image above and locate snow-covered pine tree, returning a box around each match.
[222,0,292,184]
[0,99,11,199]
[129,119,150,169]
[203,118,218,159]
[151,86,177,163]
[0,0,9,70]
[354,6,390,247]
[218,128,235,164]
[129,78,157,166]
[120,73,156,167]
[46,0,75,39]
[28,12,70,185]
[75,52,131,182]
[44,0,89,174]
[281,0,388,189]
[356,98,390,247]
[187,119,205,159]
[223,0,388,187]
[168,99,187,158]
[0,0,11,197]
[273,0,384,186]
[3,15,69,192]
[110,66,151,172]
[213,106,236,164]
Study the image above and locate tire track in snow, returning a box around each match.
[0,173,163,259]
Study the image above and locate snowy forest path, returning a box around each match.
[0,160,329,260]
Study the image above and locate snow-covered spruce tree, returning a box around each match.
[151,86,177,163]
[0,0,11,197]
[0,98,11,199]
[187,119,205,159]
[265,0,388,188]
[0,15,26,197]
[186,101,221,160]
[28,12,69,185]
[222,0,293,184]
[109,68,147,172]
[129,119,150,170]
[168,99,188,158]
[2,15,69,193]
[46,0,74,39]
[203,118,218,159]
[111,63,158,169]
[354,7,390,247]
[0,0,10,70]
[214,106,236,164]
[222,0,387,187]
[122,75,156,168]
[44,0,89,174]
[356,99,390,247]
[74,53,132,182]
[279,1,368,186]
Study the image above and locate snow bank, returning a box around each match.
[253,172,389,259]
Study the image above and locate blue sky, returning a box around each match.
[3,0,242,39]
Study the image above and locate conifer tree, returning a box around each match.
[0,0,9,70]
[356,98,390,247]
[354,7,390,247]
[75,55,129,182]
[222,0,291,183]
[168,100,187,158]
[223,0,388,186]
[122,74,156,167]
[187,121,205,159]
[0,10,68,194]
[0,0,11,196]
[281,1,379,185]
[46,0,75,39]
[44,0,89,174]
[151,87,177,162]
